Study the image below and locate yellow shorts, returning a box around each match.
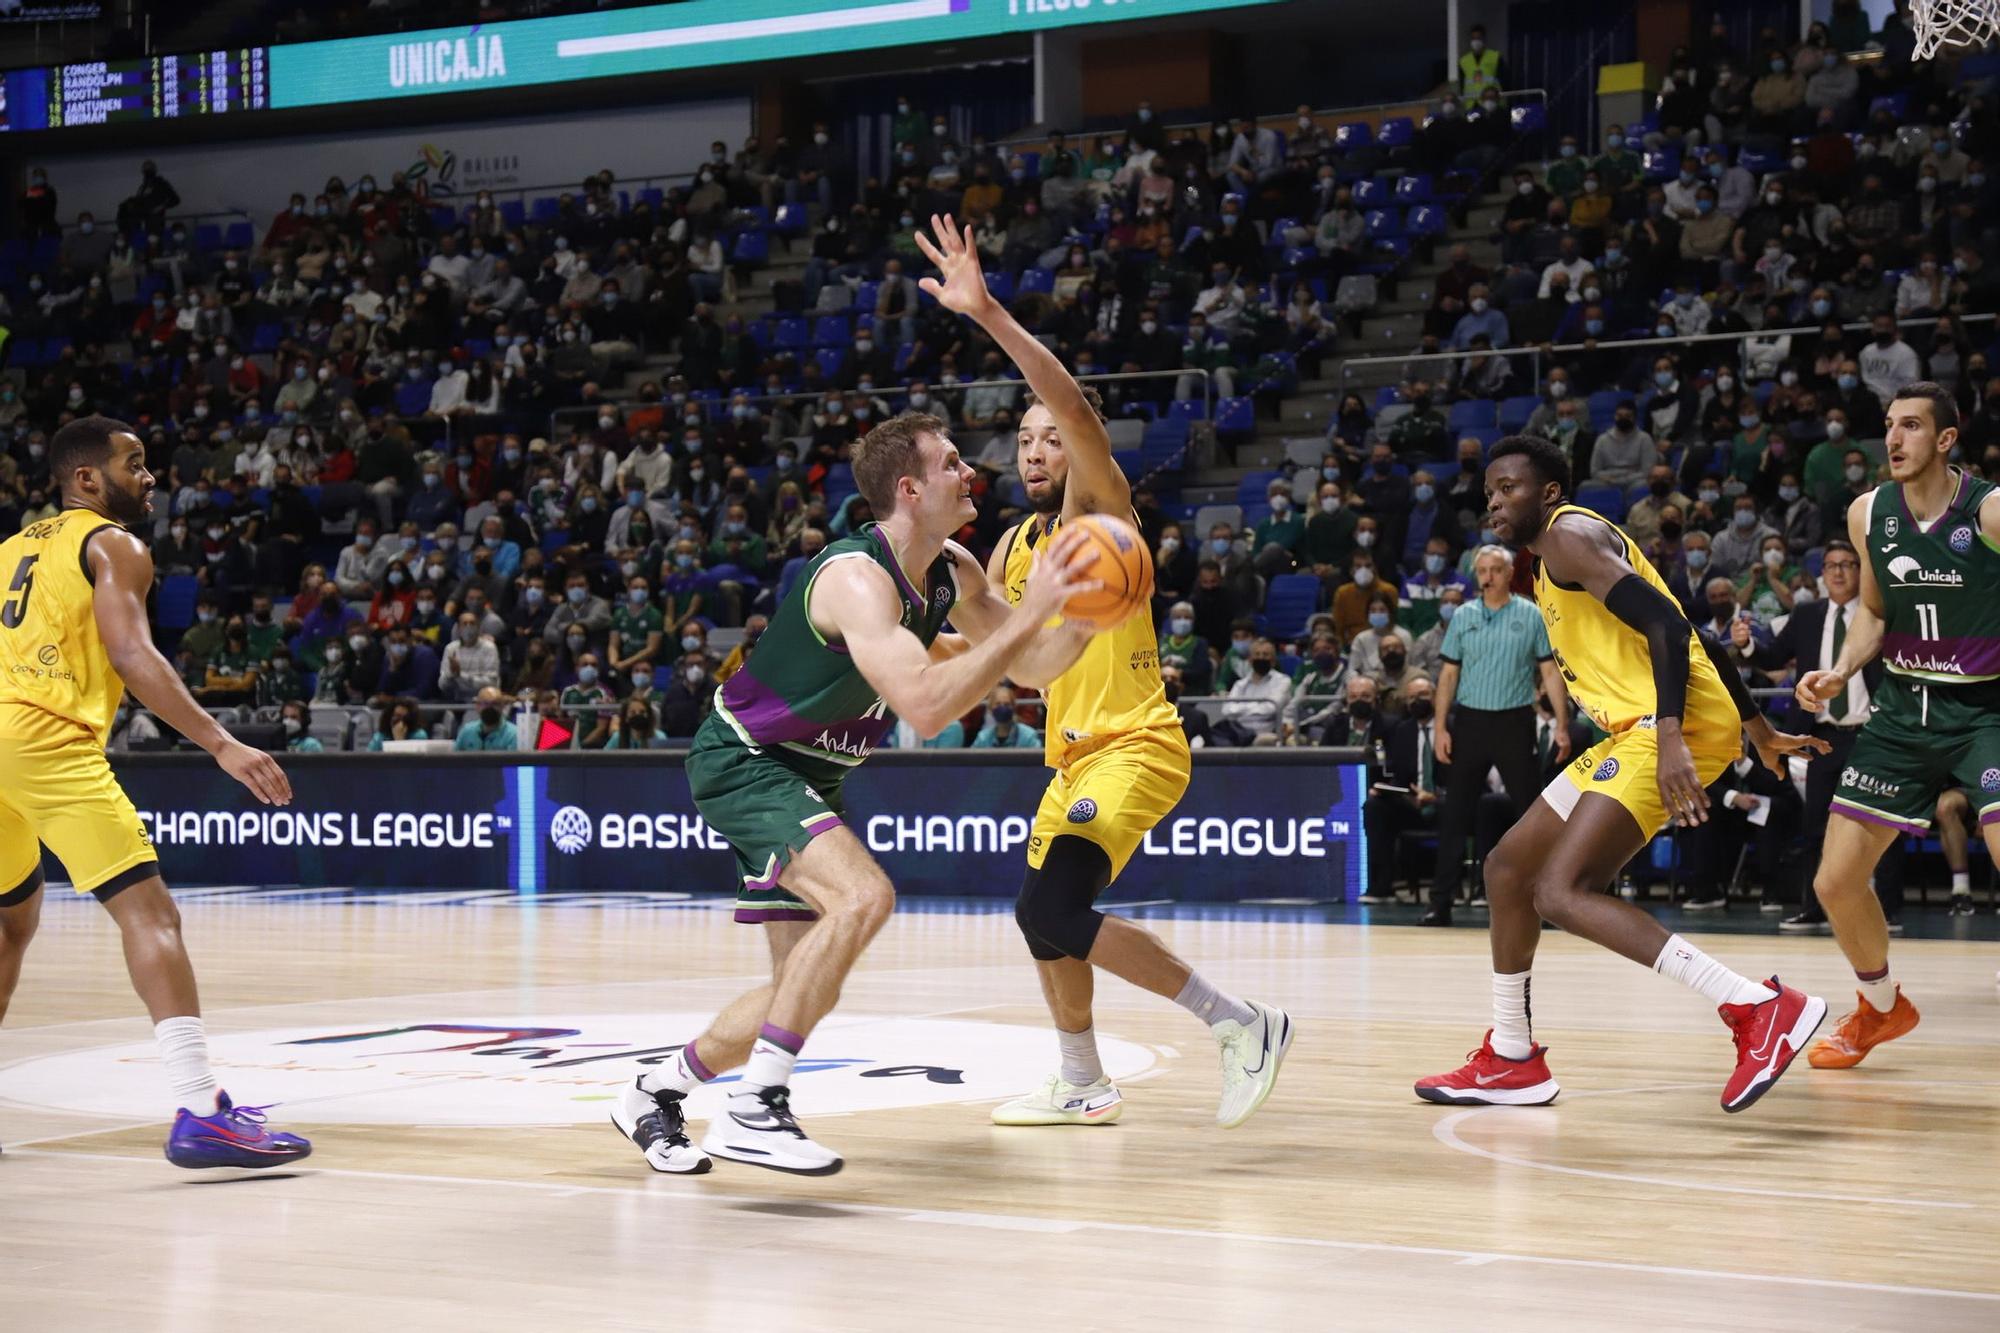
[1028,726,1191,883]
[1543,719,1742,837]
[0,725,158,897]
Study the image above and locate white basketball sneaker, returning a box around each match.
[700,1085,843,1176]
[610,1078,712,1175]
[990,1074,1125,1126]
[1213,1000,1294,1128]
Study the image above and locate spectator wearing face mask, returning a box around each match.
[1859,314,1921,408]
[1332,550,1388,645]
[607,689,667,750]
[368,698,430,750]
[456,686,519,751]
[373,626,438,701]
[1211,639,1290,747]
[1400,536,1473,634]
[440,613,501,702]
[1157,601,1215,696]
[1347,589,1418,683]
[1280,634,1347,745]
[560,652,615,748]
[1360,674,1445,898]
[972,686,1041,748]
[1214,617,1262,693]
[279,701,324,753]
[1625,466,1693,552]
[1707,493,1781,581]
[543,572,612,654]
[659,652,716,737]
[1250,480,1306,577]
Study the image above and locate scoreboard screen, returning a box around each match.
[4,48,269,131]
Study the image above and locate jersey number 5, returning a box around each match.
[0,554,37,630]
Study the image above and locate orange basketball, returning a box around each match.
[1060,513,1154,629]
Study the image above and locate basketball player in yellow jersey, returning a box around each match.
[0,416,309,1168]
[1414,436,1831,1115]
[914,215,1292,1129]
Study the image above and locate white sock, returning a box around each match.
[1491,971,1534,1060]
[1058,1025,1104,1086]
[1951,871,1970,895]
[1652,935,1776,1008]
[1173,970,1256,1029]
[154,1016,221,1115]
[638,1043,712,1097]
[736,1023,802,1095]
[1856,965,1898,1014]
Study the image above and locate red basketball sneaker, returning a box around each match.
[1718,976,1826,1113]
[1414,1030,1561,1106]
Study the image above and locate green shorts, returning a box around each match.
[686,722,843,924]
[1832,674,2000,834]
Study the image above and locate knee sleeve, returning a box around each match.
[1013,836,1112,961]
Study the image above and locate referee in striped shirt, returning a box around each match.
[1423,545,1573,926]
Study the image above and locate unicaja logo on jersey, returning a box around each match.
[1886,555,1963,588]
[1592,758,1620,782]
[549,805,594,855]
[1951,525,1975,554]
[1885,517,1900,539]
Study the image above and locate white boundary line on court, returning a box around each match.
[1430,1083,1982,1211]
[8,1147,1999,1306]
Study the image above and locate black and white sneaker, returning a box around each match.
[700,1085,843,1176]
[1949,894,1976,917]
[1682,892,1727,912]
[610,1078,712,1174]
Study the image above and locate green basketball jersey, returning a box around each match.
[708,524,958,782]
[1865,469,2000,684]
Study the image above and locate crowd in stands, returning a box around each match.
[4,10,1998,767]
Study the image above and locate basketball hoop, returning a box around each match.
[1912,0,2000,59]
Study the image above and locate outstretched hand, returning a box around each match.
[1751,725,1831,780]
[913,214,996,319]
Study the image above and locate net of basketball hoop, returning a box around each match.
[1913,0,2000,59]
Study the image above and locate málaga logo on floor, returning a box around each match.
[0,1014,1159,1126]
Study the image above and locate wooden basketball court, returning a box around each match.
[3,891,1996,1330]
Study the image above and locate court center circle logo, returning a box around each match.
[0,1014,1160,1126]
[549,805,593,854]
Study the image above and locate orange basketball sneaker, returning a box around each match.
[1808,988,1921,1069]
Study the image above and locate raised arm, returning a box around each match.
[915,215,1127,515]
[89,528,291,805]
[813,530,1098,736]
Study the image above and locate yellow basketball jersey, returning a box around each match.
[1002,512,1182,767]
[0,508,128,746]
[1532,504,1736,736]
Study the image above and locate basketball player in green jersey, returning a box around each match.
[1798,382,2000,1066]
[611,413,1105,1176]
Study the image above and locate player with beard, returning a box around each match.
[1413,434,1830,1113]
[911,215,1293,1130]
[0,415,310,1167]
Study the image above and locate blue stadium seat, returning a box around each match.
[815,348,845,379]
[1168,399,1208,423]
[1868,94,1910,123]
[1406,205,1448,237]
[9,338,37,367]
[1215,397,1255,435]
[812,315,850,348]
[540,528,570,555]
[500,200,526,228]
[1112,449,1143,479]
[530,197,560,223]
[855,281,880,310]
[1463,426,1502,449]
[774,203,810,237]
[1448,400,1496,432]
[731,231,770,266]
[1509,102,1547,134]
[156,575,199,630]
[775,317,810,351]
[464,337,493,359]
[639,188,665,211]
[1262,574,1322,638]
[428,206,456,230]
[1738,146,1785,175]
[194,224,223,253]
[1573,482,1627,522]
[1585,389,1622,424]
[395,381,431,415]
[1280,246,1315,273]
[1017,267,1054,296]
[1393,174,1434,205]
[984,271,1015,303]
[1333,121,1373,153]
[223,222,253,250]
[1351,177,1389,208]
[1496,395,1538,432]
[1363,208,1403,239]
[1236,470,1283,506]
[1641,149,1681,183]
[1376,117,1415,149]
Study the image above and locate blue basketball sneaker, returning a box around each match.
[164,1092,313,1169]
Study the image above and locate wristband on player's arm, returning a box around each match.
[1603,573,1690,723]
[1693,626,1761,723]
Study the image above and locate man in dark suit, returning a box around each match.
[1360,675,1447,905]
[1749,538,1903,929]
[1679,750,1805,912]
